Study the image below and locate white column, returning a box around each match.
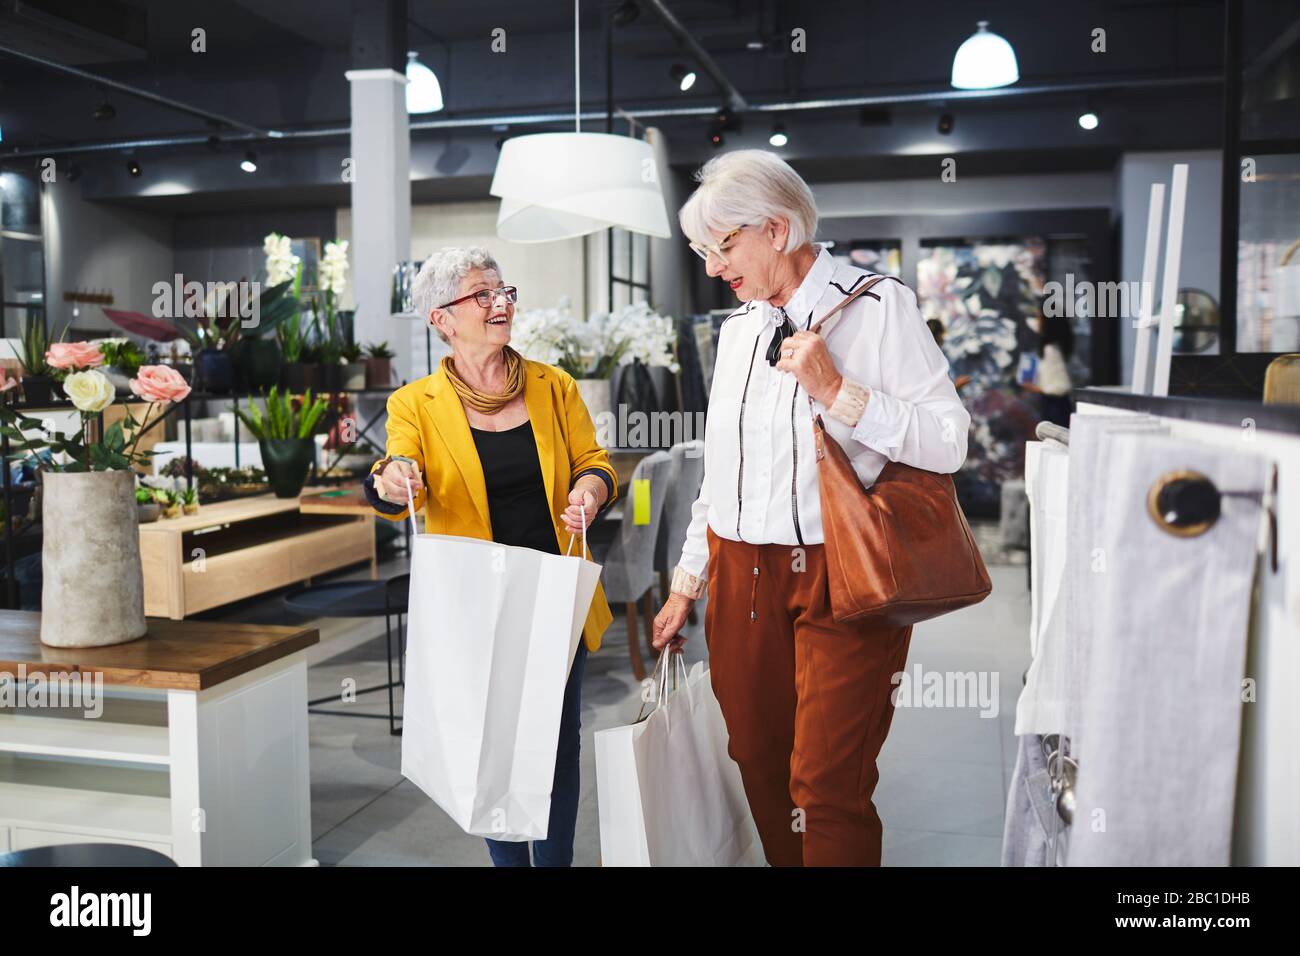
[345,68,411,382]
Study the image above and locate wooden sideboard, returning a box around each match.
[0,613,319,865]
[139,488,375,620]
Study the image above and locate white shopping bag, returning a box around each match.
[595,654,765,866]
[399,488,601,841]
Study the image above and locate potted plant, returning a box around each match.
[98,338,147,392]
[0,361,192,647]
[17,317,59,406]
[154,487,181,519]
[313,239,350,394]
[178,486,200,515]
[364,341,395,389]
[340,340,366,390]
[232,280,297,392]
[277,309,315,392]
[234,386,330,498]
[135,485,160,523]
[181,312,239,394]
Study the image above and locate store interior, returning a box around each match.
[0,0,1297,868]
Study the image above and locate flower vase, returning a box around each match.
[40,470,147,647]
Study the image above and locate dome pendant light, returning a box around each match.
[951,20,1019,90]
[405,51,444,114]
[489,0,671,242]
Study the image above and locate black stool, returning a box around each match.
[283,574,409,735]
[0,843,177,866]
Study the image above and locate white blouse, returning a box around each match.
[673,247,970,585]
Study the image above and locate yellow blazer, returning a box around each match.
[370,359,618,652]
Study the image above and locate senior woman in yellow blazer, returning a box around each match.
[364,246,617,868]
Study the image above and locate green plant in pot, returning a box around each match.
[98,339,147,392]
[233,280,297,392]
[340,340,366,390]
[364,341,395,390]
[234,386,330,498]
[17,317,59,405]
[135,485,160,523]
[181,311,240,394]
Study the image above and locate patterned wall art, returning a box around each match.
[831,241,902,277]
[916,238,1046,517]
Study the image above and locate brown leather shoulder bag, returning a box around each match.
[807,275,992,626]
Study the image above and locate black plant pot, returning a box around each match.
[20,375,57,406]
[316,362,344,394]
[281,362,317,393]
[234,337,282,392]
[195,348,234,394]
[259,438,315,498]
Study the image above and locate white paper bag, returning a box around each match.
[595,656,765,866]
[400,529,601,841]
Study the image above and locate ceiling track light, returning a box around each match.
[125,158,141,177]
[93,100,116,122]
[670,63,697,92]
[768,123,788,147]
[937,113,955,134]
[240,150,258,173]
[1078,108,1099,130]
[612,0,640,27]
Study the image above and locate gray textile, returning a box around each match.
[1061,415,1169,740]
[600,451,674,604]
[1002,734,1069,867]
[1066,430,1268,867]
[654,441,706,574]
[999,479,1029,551]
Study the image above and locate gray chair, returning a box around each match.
[599,450,673,680]
[654,440,705,620]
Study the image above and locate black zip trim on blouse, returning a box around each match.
[790,383,805,546]
[735,330,763,541]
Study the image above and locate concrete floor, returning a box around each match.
[213,521,1030,866]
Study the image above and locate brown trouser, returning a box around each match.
[704,529,912,866]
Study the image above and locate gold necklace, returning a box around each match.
[442,347,526,414]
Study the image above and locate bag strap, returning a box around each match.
[805,274,895,461]
[808,274,895,336]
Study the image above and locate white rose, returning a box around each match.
[63,369,116,413]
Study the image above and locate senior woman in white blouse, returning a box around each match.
[653,150,970,867]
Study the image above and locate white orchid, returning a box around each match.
[511,299,678,378]
[263,232,300,287]
[320,239,350,297]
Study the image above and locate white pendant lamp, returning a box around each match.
[405,51,444,114]
[951,21,1019,90]
[490,0,671,242]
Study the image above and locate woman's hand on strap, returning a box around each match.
[374,458,424,505]
[775,330,843,406]
[562,475,606,536]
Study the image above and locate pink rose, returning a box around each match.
[130,365,192,404]
[46,341,105,371]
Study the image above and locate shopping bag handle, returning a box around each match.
[564,495,590,560]
[404,475,419,539]
[634,648,689,723]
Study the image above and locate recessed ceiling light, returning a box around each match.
[240,150,258,173]
[126,158,141,177]
[1078,111,1099,130]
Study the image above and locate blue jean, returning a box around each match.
[484,642,588,867]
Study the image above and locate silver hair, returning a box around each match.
[678,149,819,252]
[412,246,502,326]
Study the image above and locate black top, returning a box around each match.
[469,420,561,555]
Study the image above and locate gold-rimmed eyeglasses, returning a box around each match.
[688,225,749,265]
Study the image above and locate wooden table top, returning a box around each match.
[0,612,319,691]
[299,487,371,515]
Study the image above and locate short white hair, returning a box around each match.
[679,149,818,252]
[412,246,502,321]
